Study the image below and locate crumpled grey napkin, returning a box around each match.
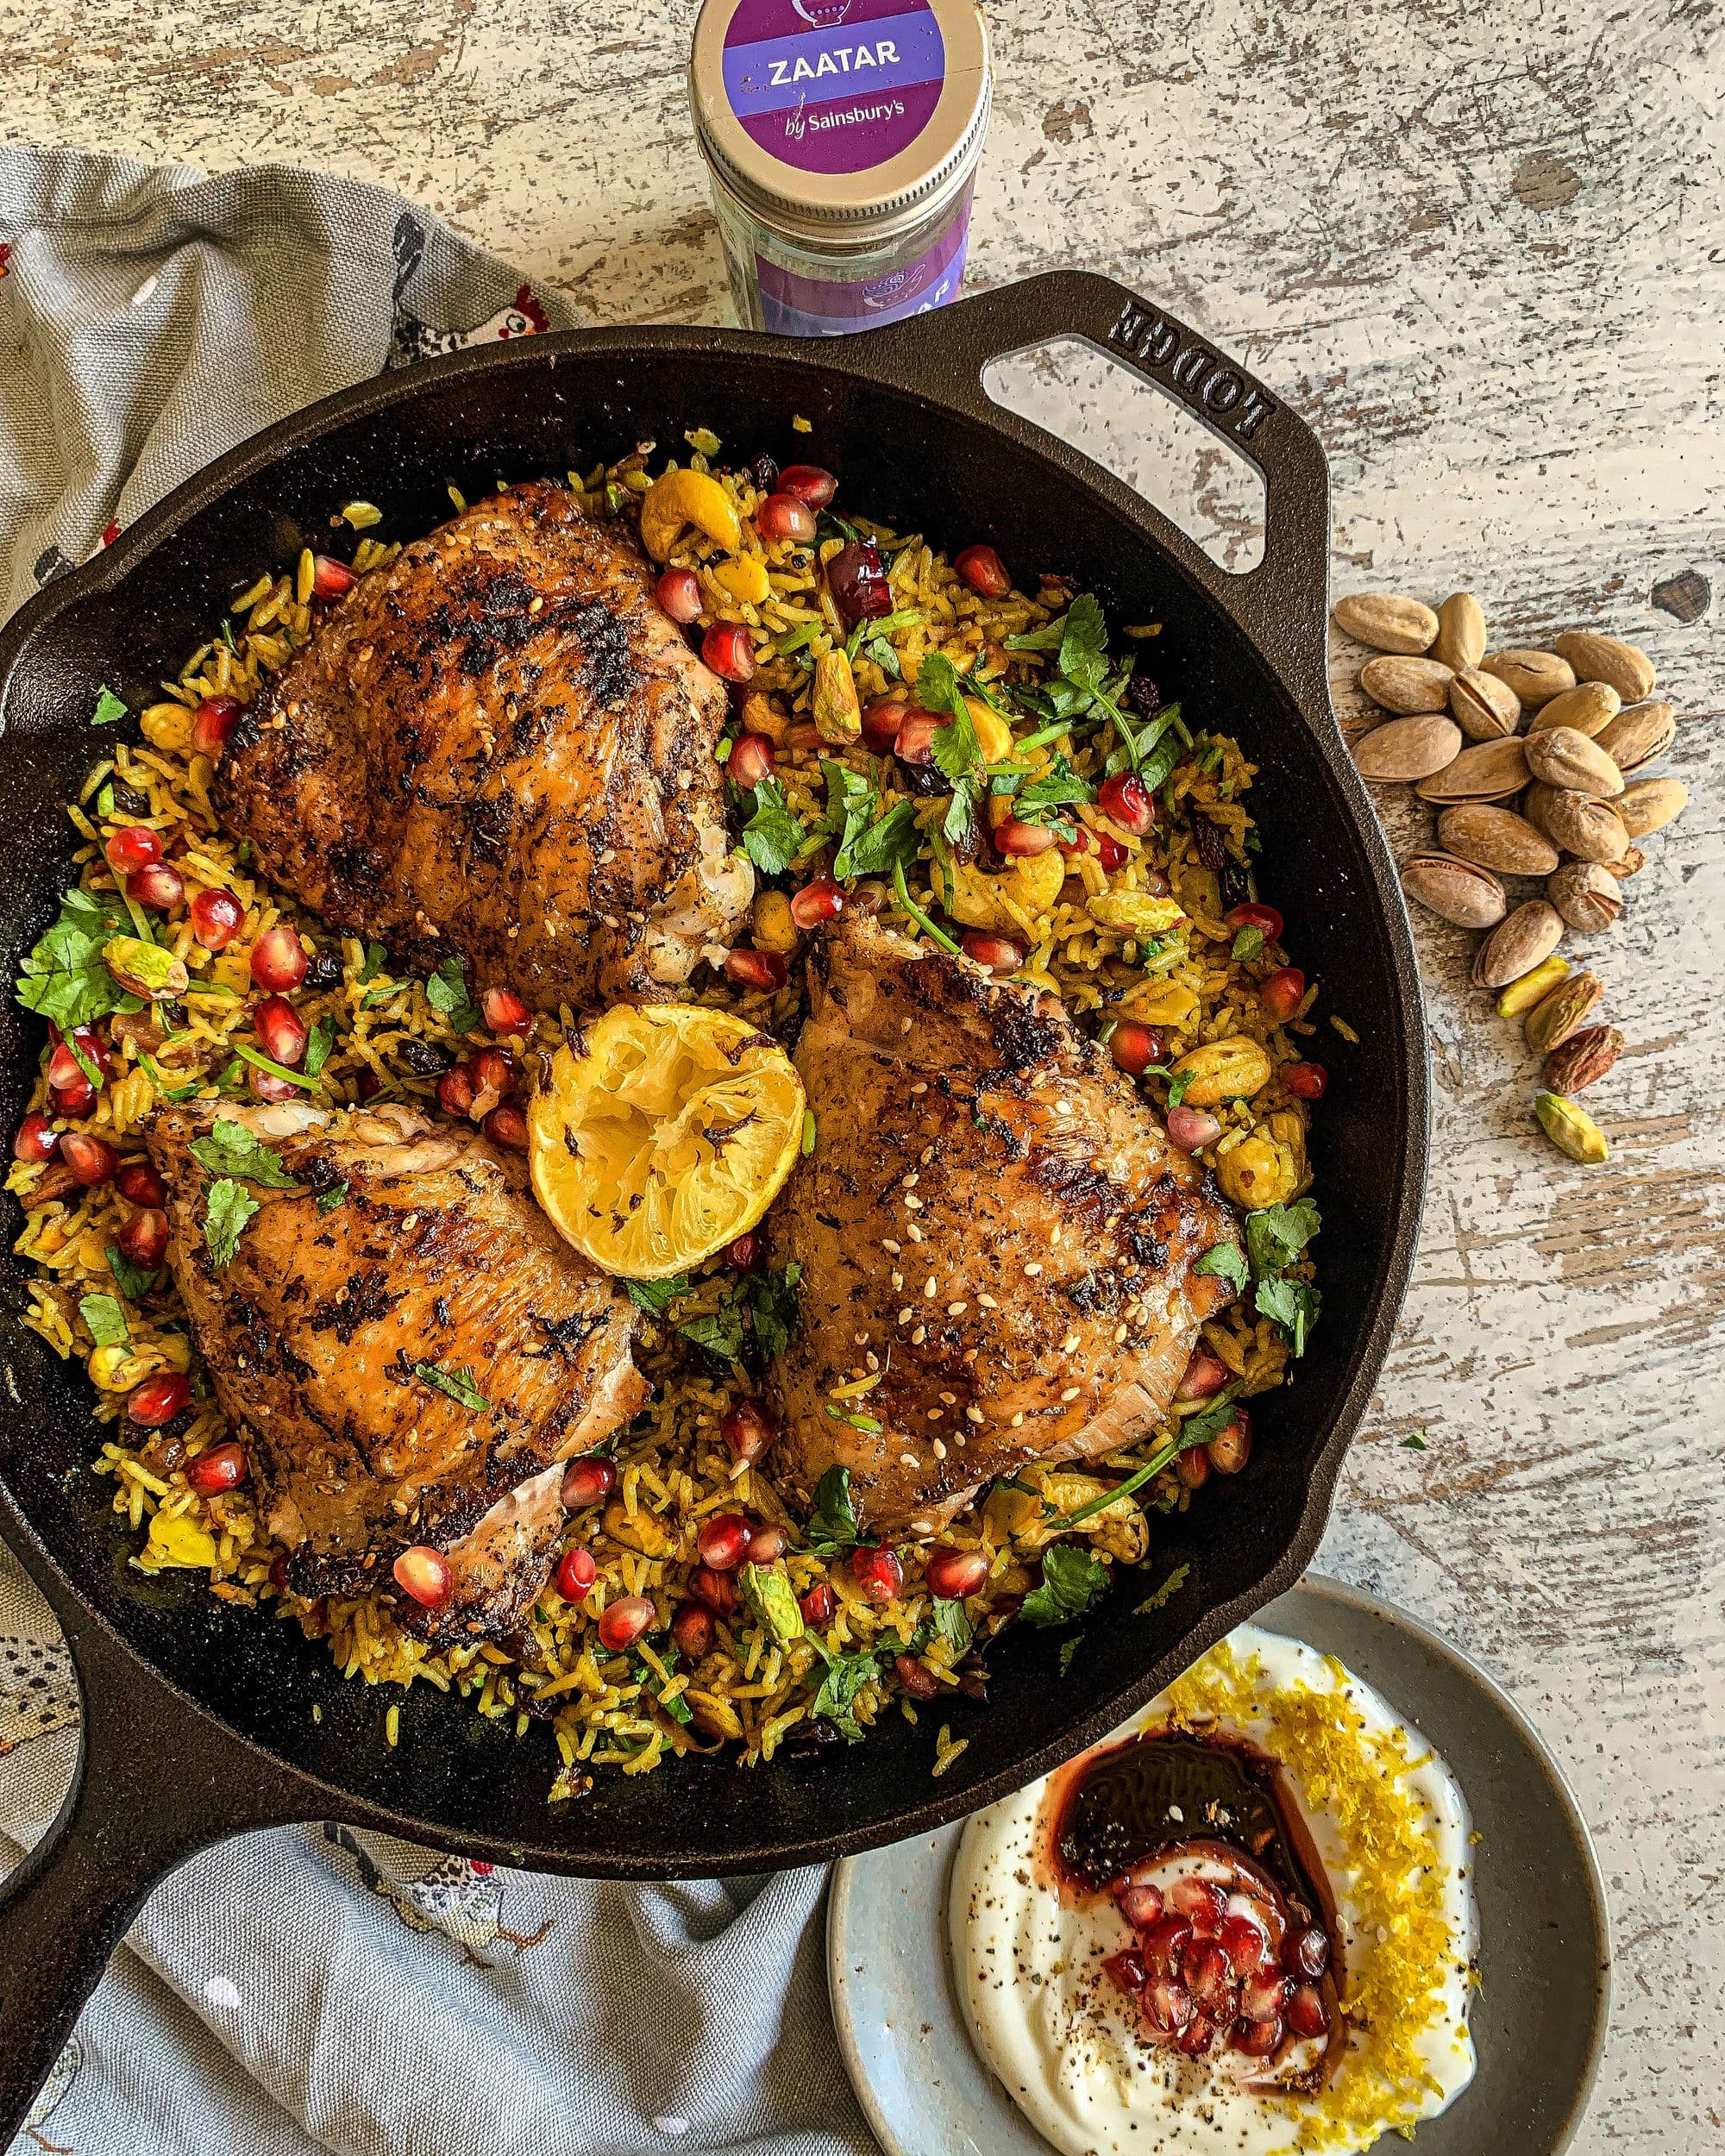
[0,147,875,2156]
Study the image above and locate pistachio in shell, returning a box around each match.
[1525,969,1604,1055]
[1449,667,1521,741]
[1414,736,1531,804]
[1332,592,1440,655]
[1526,680,1621,737]
[1481,649,1576,707]
[1400,853,1509,929]
[1548,861,1623,934]
[1352,714,1464,781]
[1358,655,1455,715]
[1436,804,1559,878]
[1618,777,1690,838]
[1552,630,1657,705]
[1522,725,1626,799]
[1596,700,1676,774]
[1472,899,1564,989]
[1432,592,1487,673]
[1523,786,1632,864]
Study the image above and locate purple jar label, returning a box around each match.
[722,0,945,176]
[755,194,970,335]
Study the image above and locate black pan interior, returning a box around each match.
[0,338,1419,1872]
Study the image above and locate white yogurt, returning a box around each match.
[950,1626,1478,2156]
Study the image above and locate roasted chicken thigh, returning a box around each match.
[214,480,752,1012]
[767,918,1240,1534]
[145,1100,646,1641]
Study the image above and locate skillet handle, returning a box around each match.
[0,1576,317,2141]
[860,269,1333,704]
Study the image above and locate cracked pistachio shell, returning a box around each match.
[1437,804,1560,878]
[1358,655,1455,714]
[1352,713,1464,781]
[1618,777,1690,837]
[1481,649,1576,706]
[1595,700,1676,774]
[1449,667,1522,741]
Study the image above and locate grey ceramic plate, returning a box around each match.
[829,1573,1610,2156]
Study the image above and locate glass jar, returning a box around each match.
[689,0,992,336]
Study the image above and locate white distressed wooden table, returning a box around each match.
[3,3,1720,2150]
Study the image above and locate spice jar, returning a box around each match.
[689,0,992,336]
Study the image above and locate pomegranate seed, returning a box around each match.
[1220,1910,1270,1974]
[1286,1984,1329,2040]
[127,862,185,912]
[756,492,816,543]
[799,1581,836,1626]
[925,1546,990,1600]
[848,1545,903,1601]
[561,1456,617,1509]
[485,1104,529,1151]
[790,876,844,931]
[127,1370,191,1426]
[994,818,1053,857]
[1095,831,1129,873]
[673,1601,715,1659]
[254,995,307,1067]
[1167,1105,1222,1151]
[724,947,788,992]
[702,621,756,684]
[720,1399,776,1463]
[480,986,530,1033]
[469,1047,515,1100]
[954,543,1011,599]
[1097,774,1154,834]
[894,710,938,765]
[1108,1019,1163,1076]
[48,1032,109,1092]
[1058,824,1095,859]
[13,1112,57,1163]
[1207,1412,1251,1476]
[392,1545,453,1608]
[1143,1977,1193,2035]
[1176,1351,1230,1401]
[778,463,837,509]
[1226,900,1284,942]
[437,1066,475,1118]
[1171,1877,1228,1934]
[1186,1939,1238,2019]
[597,1595,655,1651]
[1140,1914,1192,1977]
[697,1513,751,1570]
[556,1545,598,1600]
[50,1075,96,1118]
[251,1068,300,1104]
[104,824,160,875]
[191,696,240,758]
[116,1161,166,1206]
[728,732,775,788]
[1176,2016,1216,2058]
[1118,1883,1166,1930]
[1287,1927,1330,1980]
[1233,2015,1284,2058]
[250,926,308,992]
[191,888,244,950]
[691,1564,738,1617]
[311,555,357,599]
[116,1207,168,1269]
[1176,1447,1211,1490]
[725,1232,762,1270]
[861,698,907,755]
[1102,1948,1147,1997]
[895,1651,939,1700]
[1260,967,1306,1023]
[960,931,1023,975]
[745,1520,788,1563]
[186,1440,248,1494]
[1242,1971,1289,2021]
[60,1131,117,1187]
[656,567,703,623]
[1283,1060,1327,1100]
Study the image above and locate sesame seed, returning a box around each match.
[920,1146,935,1166]
[938,1391,957,1405]
[1113,1322,1129,1343]
[853,1330,869,1346]
[890,1271,905,1292]
[913,1326,927,1344]
[900,1452,919,1469]
[882,1239,902,1256]
[910,1081,928,1094]
[906,1225,924,1243]
[903,1194,922,1211]
[898,1307,914,1324]
[977,1293,998,1309]
[1050,1224,1063,1247]
[865,1351,879,1372]
[924,1277,938,1298]
[932,1438,947,1459]
[1011,1411,1026,1427]
[1060,1385,1081,1401]
[1055,1100,1072,1116]
[927,1408,943,1421]
[903,1173,919,1188]
[965,1406,985,1425]
[1024,1262,1043,1277]
[1060,1332,1081,1355]
[946,1301,968,1317]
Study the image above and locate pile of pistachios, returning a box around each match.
[1332,592,1691,1166]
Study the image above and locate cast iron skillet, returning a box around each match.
[0,271,1427,2129]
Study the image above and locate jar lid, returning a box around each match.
[690,0,991,241]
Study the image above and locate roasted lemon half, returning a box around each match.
[528,1006,806,1279]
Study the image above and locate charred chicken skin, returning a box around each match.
[145,1100,647,1642]
[767,918,1240,1535]
[213,480,752,1013]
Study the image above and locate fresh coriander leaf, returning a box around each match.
[932,705,979,785]
[1254,1275,1320,1357]
[806,1635,883,1740]
[741,778,804,877]
[837,798,921,881]
[304,1017,336,1078]
[940,775,981,849]
[816,509,862,547]
[78,1293,129,1348]
[105,1245,161,1299]
[204,1177,260,1269]
[1138,722,1186,793]
[414,1360,489,1412]
[356,941,386,986]
[1245,1199,1321,1277]
[424,956,480,1034]
[1133,1562,1191,1616]
[679,1296,746,1363]
[91,686,129,727]
[861,634,902,680]
[1058,1633,1085,1677]
[806,1464,861,1557]
[16,885,137,1031]
[1195,1241,1248,1293]
[845,605,920,658]
[1144,1062,1195,1109]
[189,1121,299,1188]
[314,1182,348,1215]
[1057,592,1109,688]
[1014,755,1094,820]
[1232,924,1265,963]
[1005,613,1069,654]
[626,1274,691,1315]
[932,1597,973,1656]
[1176,1386,1246,1451]
[747,1261,802,1359]
[1021,1542,1110,1628]
[1402,1431,1429,1451]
